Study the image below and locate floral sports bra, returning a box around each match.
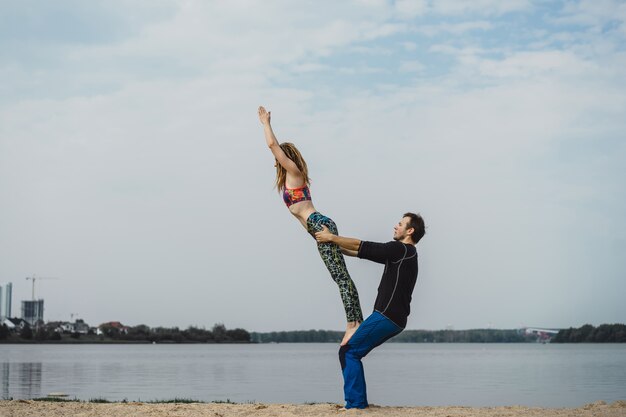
[282,184,312,207]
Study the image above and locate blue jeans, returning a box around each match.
[338,311,403,409]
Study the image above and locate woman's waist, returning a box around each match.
[288,201,316,220]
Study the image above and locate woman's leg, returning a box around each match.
[307,212,364,326]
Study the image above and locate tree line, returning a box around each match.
[5,322,625,344]
[393,329,533,343]
[251,329,537,343]
[0,323,251,343]
[552,324,626,343]
[102,323,250,343]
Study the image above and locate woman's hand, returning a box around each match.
[258,106,271,126]
[315,226,335,243]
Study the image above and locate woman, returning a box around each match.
[258,106,362,345]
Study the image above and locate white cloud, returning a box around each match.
[476,50,598,79]
[401,41,417,51]
[350,45,394,55]
[291,63,332,73]
[432,0,531,16]
[418,20,493,36]
[352,0,388,8]
[120,5,408,84]
[556,0,626,28]
[428,44,493,59]
[394,0,429,19]
[337,65,387,75]
[398,60,424,73]
[361,22,409,39]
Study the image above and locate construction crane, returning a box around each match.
[25,275,59,300]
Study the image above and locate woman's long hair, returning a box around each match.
[275,142,310,191]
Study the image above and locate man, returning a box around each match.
[315,212,425,409]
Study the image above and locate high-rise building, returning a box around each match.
[22,299,44,326]
[0,282,12,320]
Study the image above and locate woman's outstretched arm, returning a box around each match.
[258,106,300,176]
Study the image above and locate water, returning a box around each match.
[1,343,625,407]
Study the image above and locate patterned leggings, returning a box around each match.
[306,212,363,323]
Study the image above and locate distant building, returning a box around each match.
[63,319,90,334]
[3,317,29,332]
[46,319,91,334]
[22,299,44,326]
[45,321,65,333]
[73,319,90,334]
[0,282,12,321]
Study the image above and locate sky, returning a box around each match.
[1,0,625,333]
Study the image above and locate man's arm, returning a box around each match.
[315,226,361,252]
[317,226,395,264]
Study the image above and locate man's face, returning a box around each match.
[393,216,413,241]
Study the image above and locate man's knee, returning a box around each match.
[339,343,367,370]
[339,344,349,370]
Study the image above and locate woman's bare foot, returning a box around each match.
[341,321,361,346]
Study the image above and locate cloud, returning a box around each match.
[418,20,494,36]
[291,63,332,73]
[398,60,424,73]
[2,1,411,105]
[432,0,532,16]
[555,0,626,28]
[394,0,429,20]
[475,50,598,79]
[401,41,417,51]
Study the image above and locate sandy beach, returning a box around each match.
[1,400,625,417]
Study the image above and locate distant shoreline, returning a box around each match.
[3,339,625,344]
[0,338,254,345]
[3,323,625,344]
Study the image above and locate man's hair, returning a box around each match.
[403,212,425,244]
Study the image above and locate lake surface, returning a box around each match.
[1,343,625,407]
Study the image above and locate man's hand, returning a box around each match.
[316,227,362,252]
[315,225,335,243]
[258,106,271,125]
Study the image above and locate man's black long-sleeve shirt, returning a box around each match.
[357,240,418,328]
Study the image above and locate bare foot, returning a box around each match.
[340,321,361,346]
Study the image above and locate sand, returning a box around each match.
[1,400,625,417]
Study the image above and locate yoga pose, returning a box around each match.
[258,106,363,345]
[315,213,425,409]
